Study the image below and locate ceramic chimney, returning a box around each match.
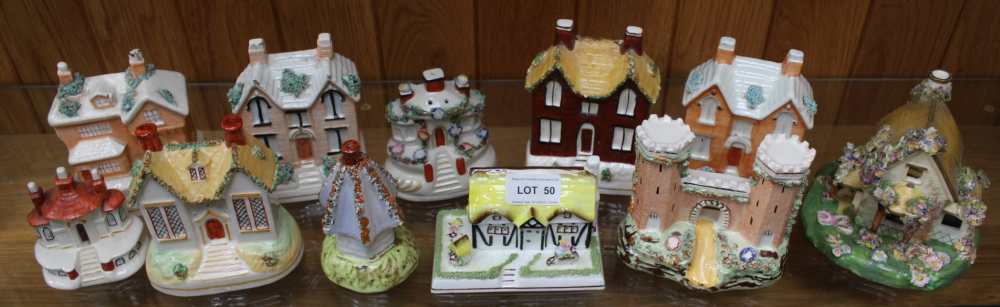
[340,139,363,165]
[222,114,246,146]
[621,26,644,55]
[55,167,73,191]
[316,33,333,59]
[455,74,470,96]
[128,49,146,79]
[134,123,163,152]
[715,36,736,65]
[27,181,44,213]
[249,38,267,64]
[91,169,107,199]
[423,68,445,92]
[57,62,73,86]
[399,83,414,103]
[555,19,575,49]
[782,49,804,77]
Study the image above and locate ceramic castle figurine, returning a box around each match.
[618,37,817,291]
[127,115,303,296]
[227,33,363,203]
[524,19,662,195]
[47,49,190,193]
[802,70,990,290]
[432,168,604,293]
[27,167,148,290]
[318,140,417,293]
[384,68,496,202]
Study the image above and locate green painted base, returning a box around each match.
[801,162,977,291]
[320,227,419,294]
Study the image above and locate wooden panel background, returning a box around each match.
[0,0,997,134]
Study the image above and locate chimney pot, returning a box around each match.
[316,33,333,59]
[621,25,644,55]
[715,36,736,65]
[28,181,44,212]
[134,123,163,152]
[221,115,246,146]
[399,83,414,103]
[55,167,73,191]
[555,19,576,49]
[80,168,94,183]
[57,62,73,86]
[91,169,107,199]
[423,68,445,92]
[782,49,804,77]
[248,38,267,64]
[930,69,951,83]
[340,139,364,165]
[128,49,146,79]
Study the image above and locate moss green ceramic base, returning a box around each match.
[321,227,418,293]
[801,162,977,291]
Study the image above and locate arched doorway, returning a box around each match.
[775,112,795,135]
[76,224,90,243]
[291,129,314,161]
[577,123,595,155]
[689,200,731,228]
[434,127,446,147]
[205,218,226,240]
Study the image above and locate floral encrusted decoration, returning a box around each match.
[227,82,244,109]
[58,99,81,117]
[341,74,361,97]
[56,73,86,117]
[803,95,818,115]
[121,63,156,113]
[745,85,764,109]
[275,160,295,186]
[684,70,703,96]
[836,126,946,186]
[158,89,176,105]
[280,68,309,97]
[600,168,613,182]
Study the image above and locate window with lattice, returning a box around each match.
[38,226,54,241]
[232,194,270,232]
[144,204,187,240]
[106,213,118,227]
[188,163,206,181]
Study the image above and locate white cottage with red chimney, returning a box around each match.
[27,167,147,290]
[384,68,496,201]
[227,33,363,203]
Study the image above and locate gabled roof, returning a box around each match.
[682,56,816,128]
[229,49,360,113]
[67,137,126,165]
[127,138,279,206]
[467,168,597,226]
[320,157,402,244]
[525,38,661,103]
[47,67,189,127]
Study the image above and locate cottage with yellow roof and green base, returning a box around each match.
[127,115,302,297]
[431,168,604,293]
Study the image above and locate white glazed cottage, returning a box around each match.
[385,68,496,202]
[48,49,190,193]
[28,167,147,290]
[432,168,604,293]
[127,116,303,296]
[228,33,363,203]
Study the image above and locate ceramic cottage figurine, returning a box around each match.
[525,19,662,195]
[318,140,417,293]
[47,49,190,192]
[227,33,363,203]
[27,167,147,290]
[802,70,990,290]
[618,37,818,291]
[432,168,604,293]
[127,115,303,296]
[384,68,496,202]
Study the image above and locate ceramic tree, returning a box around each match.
[47,49,190,193]
[802,70,990,290]
[384,68,496,202]
[524,19,662,195]
[126,115,303,296]
[227,33,364,203]
[28,167,146,290]
[318,140,417,293]
[618,37,817,291]
[432,168,604,293]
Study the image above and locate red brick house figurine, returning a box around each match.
[27,167,147,290]
[524,19,662,195]
[617,37,818,291]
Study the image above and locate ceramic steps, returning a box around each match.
[500,267,519,288]
[78,246,104,284]
[433,151,462,194]
[192,240,249,281]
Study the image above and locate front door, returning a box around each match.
[205,218,226,240]
[434,128,446,147]
[522,227,544,250]
[76,224,89,243]
[578,126,594,155]
[727,147,743,166]
[296,138,313,161]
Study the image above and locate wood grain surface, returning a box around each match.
[0,0,997,133]
[0,124,997,306]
